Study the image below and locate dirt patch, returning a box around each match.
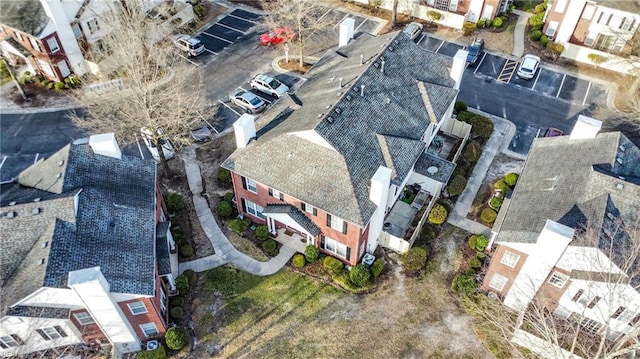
[277,59,312,74]
[431,16,518,55]
[469,153,524,220]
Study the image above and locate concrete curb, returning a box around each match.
[271,56,320,74]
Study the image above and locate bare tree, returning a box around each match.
[461,223,640,359]
[260,0,336,67]
[70,0,213,176]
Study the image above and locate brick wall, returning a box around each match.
[481,244,528,297]
[533,266,572,312]
[69,309,107,344]
[117,276,167,342]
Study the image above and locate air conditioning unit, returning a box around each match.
[362,253,375,267]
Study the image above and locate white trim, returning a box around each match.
[139,322,158,337]
[245,177,257,193]
[489,273,507,291]
[127,301,147,315]
[323,236,347,258]
[0,335,20,348]
[330,215,344,232]
[245,199,264,219]
[548,271,569,288]
[74,311,95,325]
[46,37,59,53]
[500,250,520,268]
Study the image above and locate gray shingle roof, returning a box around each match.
[156,221,172,276]
[497,132,640,245]
[6,305,69,319]
[223,31,458,226]
[263,204,321,236]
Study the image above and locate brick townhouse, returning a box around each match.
[0,133,177,357]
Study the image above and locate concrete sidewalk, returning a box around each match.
[512,10,532,58]
[178,146,296,275]
[446,110,517,236]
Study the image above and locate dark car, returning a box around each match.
[466,38,484,66]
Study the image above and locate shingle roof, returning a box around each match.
[156,222,172,276]
[497,132,640,245]
[594,0,640,14]
[263,204,321,236]
[413,152,456,184]
[6,305,69,319]
[223,31,458,226]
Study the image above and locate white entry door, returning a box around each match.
[57,59,71,78]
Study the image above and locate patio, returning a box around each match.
[427,132,463,161]
[273,227,308,253]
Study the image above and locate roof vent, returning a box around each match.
[360,85,365,97]
[40,258,45,265]
[353,86,359,93]
[56,173,62,179]
[394,39,399,45]
[9,201,16,206]
[385,97,391,104]
[379,56,385,61]
[607,212,615,220]
[327,116,334,124]
[32,207,42,215]
[620,145,625,152]
[33,198,41,202]
[334,107,342,114]
[373,62,380,68]
[346,94,352,101]
[617,183,624,190]
[388,46,394,52]
[58,160,64,166]
[616,158,623,165]
[42,241,48,249]
[6,211,16,218]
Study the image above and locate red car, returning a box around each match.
[544,127,564,137]
[259,27,295,46]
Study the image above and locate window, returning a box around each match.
[488,273,507,291]
[301,202,317,216]
[630,313,640,326]
[327,214,347,234]
[572,289,584,301]
[38,59,54,77]
[29,37,40,51]
[434,0,453,11]
[606,14,613,26]
[612,306,626,319]
[57,60,70,78]
[548,272,569,288]
[594,34,615,51]
[578,315,603,334]
[584,33,596,46]
[71,23,82,39]
[587,296,602,309]
[74,312,95,325]
[322,236,349,259]
[160,289,167,316]
[597,11,604,24]
[244,199,265,219]
[87,18,100,34]
[127,301,147,315]
[242,176,257,193]
[36,326,67,340]
[139,323,158,337]
[582,5,595,20]
[500,251,520,268]
[554,0,567,13]
[46,37,59,53]
[0,335,23,349]
[546,21,559,38]
[268,188,283,201]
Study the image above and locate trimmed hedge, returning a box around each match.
[167,192,185,211]
[165,327,188,351]
[468,235,478,250]
[475,235,490,251]
[304,245,319,263]
[493,179,509,192]
[454,101,468,114]
[183,269,197,285]
[480,208,497,223]
[263,239,278,256]
[136,345,166,359]
[476,252,486,261]
[489,196,503,210]
[217,167,231,185]
[179,244,194,258]
[492,17,503,28]
[323,256,344,274]
[223,192,234,202]
[469,257,482,269]
[448,175,467,196]
[371,259,385,279]
[217,201,233,218]
[292,254,306,268]
[401,247,427,271]
[428,204,448,225]
[170,306,184,319]
[463,141,482,162]
[540,35,550,47]
[255,225,270,241]
[175,274,189,294]
[462,22,476,35]
[505,172,519,186]
[349,264,371,287]
[427,10,442,20]
[529,30,542,41]
[457,111,493,140]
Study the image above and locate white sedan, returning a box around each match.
[249,74,289,98]
[517,54,541,80]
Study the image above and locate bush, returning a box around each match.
[492,17,503,28]
[462,22,476,36]
[468,235,478,250]
[170,306,184,319]
[587,53,608,67]
[476,19,485,28]
[485,19,493,28]
[179,244,194,258]
[493,179,509,192]
[448,175,467,196]
[292,253,306,268]
[371,259,385,279]
[504,172,519,186]
[463,141,482,162]
[165,327,188,351]
[547,41,565,57]
[349,264,371,287]
[458,112,493,140]
[262,239,278,256]
[175,274,189,295]
[216,200,233,218]
[480,208,497,223]
[304,245,319,262]
[166,192,185,211]
[226,218,247,234]
[427,10,442,21]
[54,82,66,91]
[475,235,490,251]
[183,269,197,285]
[531,23,543,31]
[401,247,427,271]
[489,196,503,209]
[323,256,344,274]
[137,345,166,359]
[169,296,183,307]
[529,30,542,41]
[223,192,234,202]
[255,225,270,241]
[476,252,486,261]
[70,76,81,87]
[217,167,231,185]
[452,273,477,296]
[534,3,546,13]
[540,35,550,47]
[428,203,448,225]
[469,257,482,269]
[193,4,204,19]
[454,101,468,114]
[529,13,544,27]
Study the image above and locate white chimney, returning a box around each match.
[569,115,602,140]
[367,166,392,253]
[338,18,355,47]
[233,114,257,149]
[449,49,468,90]
[89,133,122,159]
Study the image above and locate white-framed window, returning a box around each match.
[0,335,22,348]
[139,322,158,337]
[584,33,596,47]
[323,236,348,258]
[87,18,100,34]
[243,177,257,193]
[301,202,317,216]
[500,251,520,268]
[46,37,59,53]
[327,214,346,234]
[578,315,603,334]
[268,188,283,200]
[244,199,265,219]
[71,23,82,39]
[37,326,67,340]
[548,271,569,288]
[160,289,167,316]
[554,306,571,319]
[38,59,54,77]
[546,21,559,38]
[29,37,40,51]
[582,5,595,20]
[127,301,147,315]
[74,312,95,325]
[57,60,70,78]
[488,273,507,291]
[554,0,567,13]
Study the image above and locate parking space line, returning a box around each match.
[435,39,445,53]
[34,153,39,164]
[355,19,367,32]
[531,69,541,89]
[316,9,332,24]
[204,48,217,55]
[217,22,247,35]
[0,156,6,170]
[227,14,259,25]
[178,53,200,66]
[582,81,592,106]
[333,14,350,29]
[556,73,566,98]
[416,33,426,45]
[203,31,233,44]
[474,52,487,74]
[218,100,242,116]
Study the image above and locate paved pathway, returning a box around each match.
[446,110,517,236]
[512,10,532,57]
[178,146,296,275]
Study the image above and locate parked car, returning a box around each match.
[249,74,289,98]
[229,89,267,114]
[403,22,423,41]
[259,27,295,46]
[517,54,541,79]
[172,34,205,57]
[140,127,175,161]
[544,127,564,137]
[466,38,484,66]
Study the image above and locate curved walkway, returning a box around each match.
[512,10,533,57]
[178,146,296,275]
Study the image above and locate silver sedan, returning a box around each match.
[229,89,267,114]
